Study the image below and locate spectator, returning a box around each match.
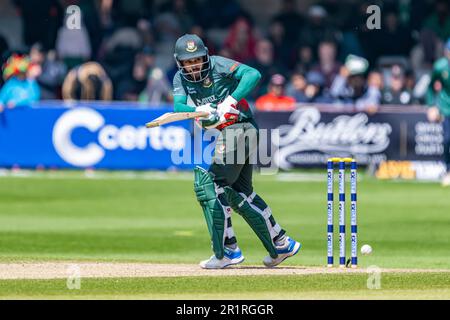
[311,40,341,89]
[247,39,286,100]
[356,71,383,113]
[62,62,113,101]
[268,21,292,70]
[29,43,67,99]
[13,0,63,50]
[110,0,153,27]
[410,28,445,75]
[304,71,334,103]
[190,25,216,56]
[154,0,194,43]
[98,0,115,35]
[115,56,148,101]
[255,74,295,111]
[55,13,92,69]
[330,54,369,106]
[102,27,142,55]
[76,0,103,59]
[423,0,450,42]
[404,69,423,104]
[223,17,257,63]
[291,44,315,75]
[299,5,337,53]
[373,10,414,59]
[139,67,173,104]
[0,55,41,112]
[271,0,303,43]
[100,26,142,96]
[286,72,308,102]
[382,65,412,105]
[356,2,381,65]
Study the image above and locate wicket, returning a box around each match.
[327,157,358,268]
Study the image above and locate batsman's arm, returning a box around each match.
[229,64,261,101]
[174,94,196,112]
[172,73,196,112]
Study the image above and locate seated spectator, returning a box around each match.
[382,65,412,105]
[139,67,173,104]
[286,72,308,102]
[311,40,341,89]
[404,69,423,104]
[223,17,257,63]
[247,39,287,100]
[0,55,40,112]
[355,71,383,113]
[303,71,334,103]
[291,44,314,74]
[29,43,67,99]
[255,74,296,111]
[330,54,369,105]
[62,62,113,101]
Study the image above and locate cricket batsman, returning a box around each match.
[427,38,450,187]
[172,34,301,269]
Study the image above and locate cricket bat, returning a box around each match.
[145,111,209,128]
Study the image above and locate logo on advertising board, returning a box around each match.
[272,108,393,169]
[375,160,446,181]
[52,108,189,167]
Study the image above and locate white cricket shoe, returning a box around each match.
[263,237,301,268]
[442,173,450,187]
[199,246,245,269]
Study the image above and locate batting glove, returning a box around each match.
[217,96,239,116]
[196,103,217,122]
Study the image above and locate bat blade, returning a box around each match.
[145,111,208,128]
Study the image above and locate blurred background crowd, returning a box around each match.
[0,0,449,112]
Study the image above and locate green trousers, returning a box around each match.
[207,122,286,250]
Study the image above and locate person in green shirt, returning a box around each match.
[426,38,450,186]
[172,34,301,269]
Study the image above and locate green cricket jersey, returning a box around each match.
[172,55,261,126]
[426,57,450,116]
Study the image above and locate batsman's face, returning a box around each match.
[181,57,204,81]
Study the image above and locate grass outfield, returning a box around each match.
[1,273,450,299]
[0,170,449,299]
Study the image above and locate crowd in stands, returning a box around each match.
[1,0,450,113]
